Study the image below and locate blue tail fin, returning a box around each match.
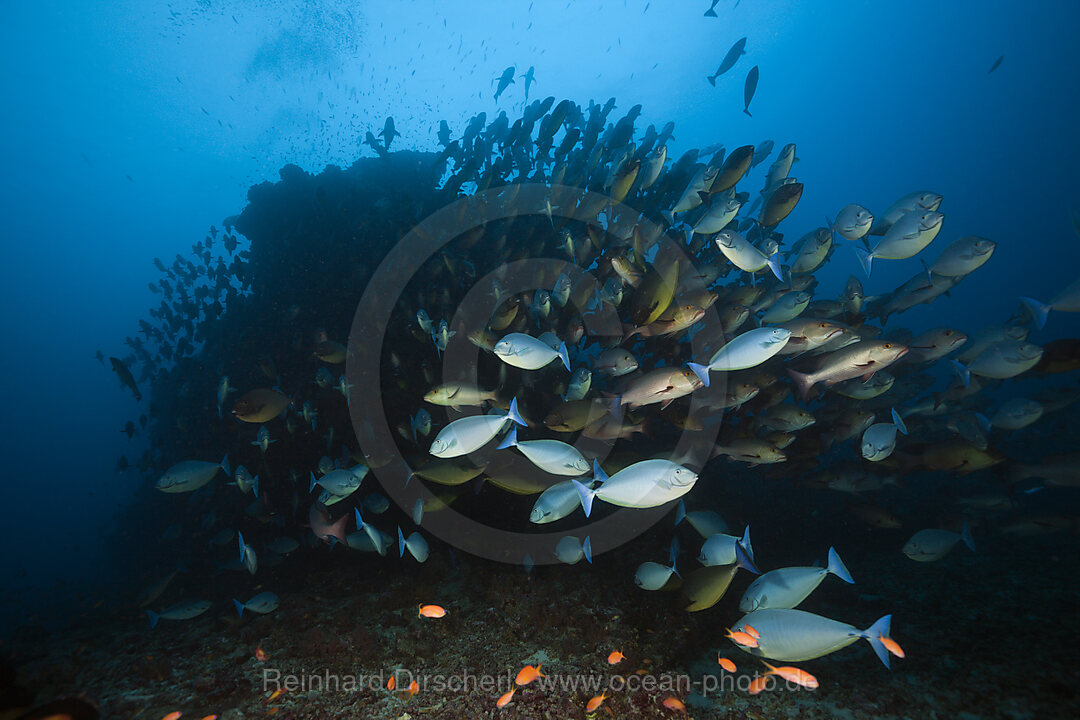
[960,521,976,553]
[890,408,908,436]
[827,546,854,584]
[506,397,527,427]
[1020,296,1050,330]
[855,247,873,277]
[687,362,712,387]
[766,251,784,282]
[740,525,755,562]
[237,532,246,562]
[583,536,593,564]
[572,478,597,518]
[496,425,518,450]
[220,453,231,478]
[558,341,571,371]
[146,610,159,629]
[735,540,760,575]
[397,526,406,558]
[309,472,318,492]
[233,599,245,617]
[861,615,893,669]
[950,359,971,389]
[592,458,609,484]
[675,500,686,526]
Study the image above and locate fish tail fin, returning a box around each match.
[706,74,717,85]
[237,531,246,561]
[496,425,518,450]
[592,458,610,484]
[827,546,854,584]
[766,251,784,282]
[890,408,908,436]
[704,9,717,17]
[861,615,893,669]
[146,610,159,629]
[583,536,593,564]
[735,540,760,575]
[398,526,406,558]
[786,367,814,400]
[687,362,712,387]
[675,499,686,526]
[252,476,259,498]
[572,478,597,518]
[856,247,873,277]
[233,599,245,617]
[220,453,231,478]
[507,397,527,427]
[743,108,752,117]
[1020,296,1050,330]
[558,341,571,371]
[950,359,971,389]
[961,521,976,553]
[309,472,317,493]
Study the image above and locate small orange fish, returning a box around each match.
[418,604,446,619]
[387,675,396,690]
[725,628,759,647]
[585,691,606,712]
[267,708,279,716]
[607,650,625,665]
[515,664,545,686]
[199,716,219,720]
[160,713,182,720]
[880,635,905,658]
[496,688,515,707]
[748,675,770,695]
[255,646,267,662]
[661,696,686,711]
[744,624,761,640]
[405,680,419,699]
[717,656,737,672]
[762,662,818,689]
[266,688,287,703]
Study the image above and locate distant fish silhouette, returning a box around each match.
[988,55,1004,74]
[704,0,721,16]
[707,37,747,85]
[743,65,759,117]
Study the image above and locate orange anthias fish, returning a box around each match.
[607,650,625,665]
[405,680,419,699]
[748,676,771,695]
[762,662,818,689]
[199,716,219,720]
[387,675,396,690]
[744,624,761,640]
[255,646,267,662]
[718,656,737,672]
[515,664,545,686]
[160,713,183,720]
[496,688,515,707]
[725,628,759,647]
[418,604,447,618]
[267,688,287,703]
[585,691,606,712]
[661,696,686,711]
[880,634,906,658]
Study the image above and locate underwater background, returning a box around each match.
[2,1,1079,718]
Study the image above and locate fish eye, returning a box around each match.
[883,343,892,348]
[819,323,827,328]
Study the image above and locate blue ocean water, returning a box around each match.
[1,1,1078,718]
